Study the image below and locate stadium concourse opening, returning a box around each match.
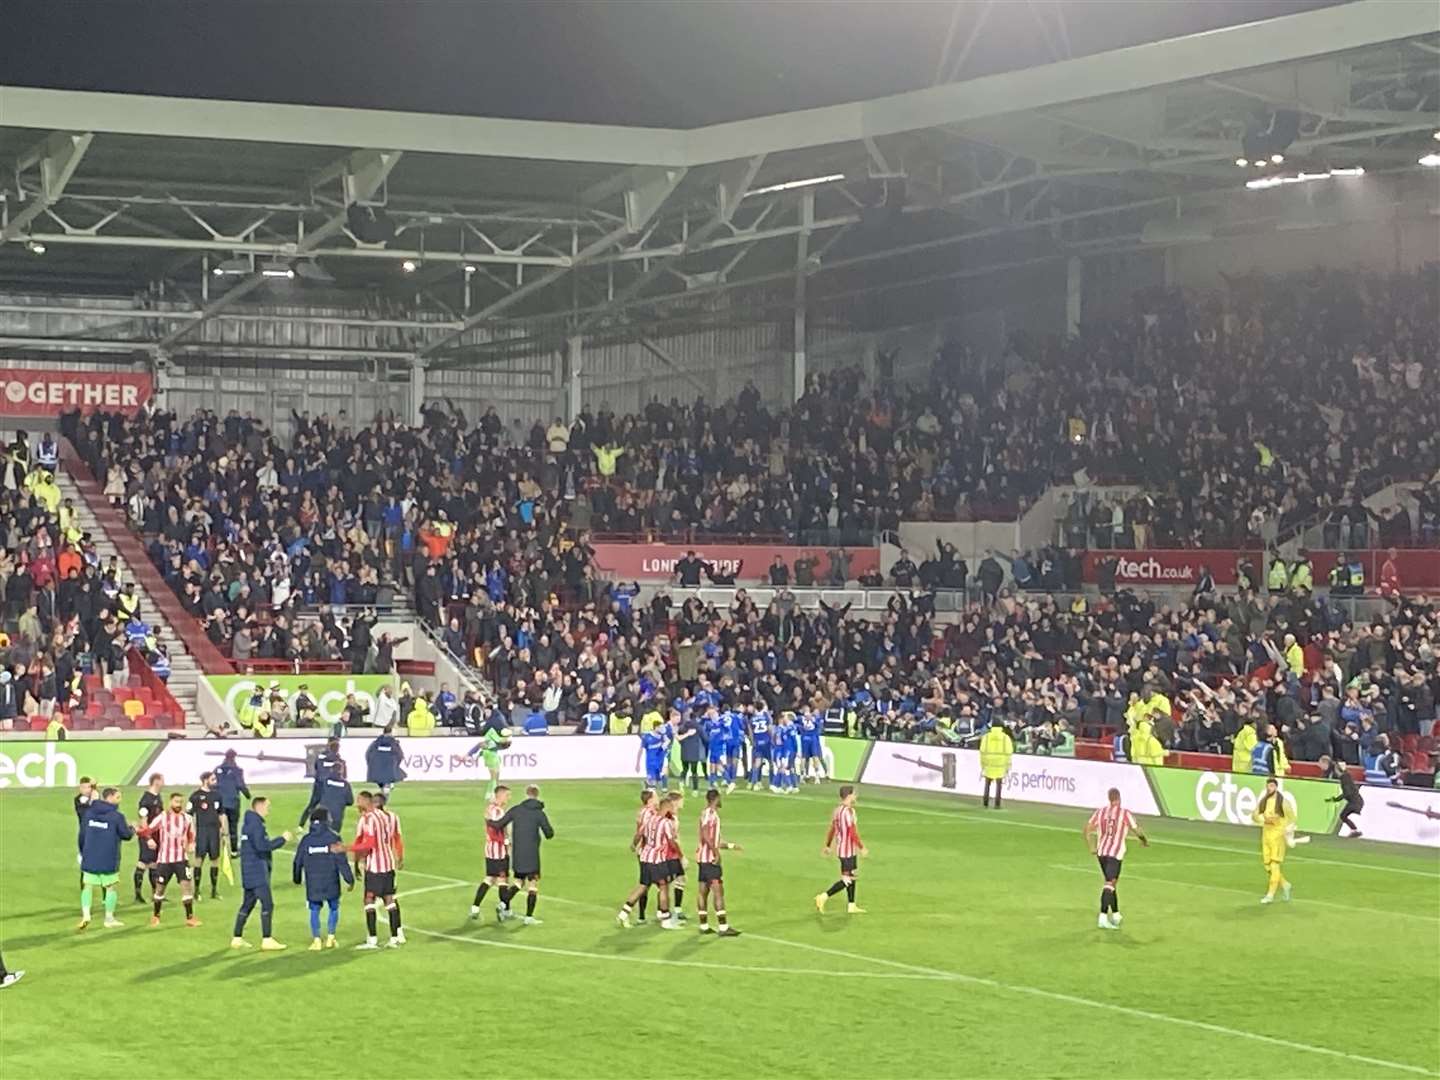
[1,2,1439,1079]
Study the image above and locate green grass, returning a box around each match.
[2,779,1437,1080]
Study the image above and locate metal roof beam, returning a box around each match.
[2,131,93,242]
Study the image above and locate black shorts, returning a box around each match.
[156,861,190,886]
[485,857,511,879]
[640,861,673,887]
[513,865,540,882]
[667,857,686,880]
[698,862,722,883]
[365,871,396,897]
[1097,855,1123,882]
[839,855,858,875]
[636,857,646,885]
[194,828,221,860]
[139,839,158,865]
[1342,797,1365,816]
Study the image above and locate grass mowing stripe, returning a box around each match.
[741,932,1439,1077]
[410,927,952,981]
[1047,864,1440,922]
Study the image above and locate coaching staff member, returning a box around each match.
[495,785,554,925]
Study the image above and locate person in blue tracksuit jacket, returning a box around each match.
[703,708,728,788]
[365,728,406,793]
[297,739,345,827]
[797,709,825,782]
[317,771,355,833]
[78,788,134,929]
[640,727,668,788]
[292,808,353,949]
[214,750,251,855]
[232,797,290,950]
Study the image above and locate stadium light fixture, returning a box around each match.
[25,240,45,255]
[464,264,477,274]
[746,173,846,197]
[1270,154,1285,164]
[260,268,295,279]
[401,259,418,273]
[1246,166,1364,190]
[1235,158,1249,167]
[1419,153,1440,168]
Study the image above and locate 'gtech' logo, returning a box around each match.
[0,744,77,789]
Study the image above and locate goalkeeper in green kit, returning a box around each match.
[470,725,512,799]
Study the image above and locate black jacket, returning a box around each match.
[495,797,553,872]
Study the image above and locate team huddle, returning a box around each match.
[640,703,829,793]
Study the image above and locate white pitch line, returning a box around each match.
[739,931,1438,1077]
[793,792,1440,879]
[397,869,469,884]
[409,927,951,982]
[1048,864,1440,923]
[399,882,472,899]
[425,889,1438,1076]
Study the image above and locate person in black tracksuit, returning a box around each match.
[297,740,345,827]
[214,751,251,856]
[232,797,290,950]
[317,773,355,833]
[494,786,554,925]
[1320,755,1365,837]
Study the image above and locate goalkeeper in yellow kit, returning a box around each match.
[1251,777,1294,904]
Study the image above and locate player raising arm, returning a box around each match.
[815,785,867,915]
[1083,786,1148,931]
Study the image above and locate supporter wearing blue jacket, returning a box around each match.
[78,789,134,929]
[292,809,354,949]
[214,750,251,855]
[232,797,290,951]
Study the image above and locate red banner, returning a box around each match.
[591,542,881,582]
[0,368,152,416]
[1083,549,1260,586]
[1083,548,1440,589]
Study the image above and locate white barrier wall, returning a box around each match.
[147,734,643,786]
[860,743,1161,815]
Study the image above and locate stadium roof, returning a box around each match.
[0,0,1436,367]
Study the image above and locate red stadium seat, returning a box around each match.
[127,675,144,689]
[133,715,155,730]
[28,717,47,731]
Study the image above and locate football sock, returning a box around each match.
[103,886,117,917]
[327,901,340,934]
[133,867,146,896]
[499,885,516,909]
[210,867,219,892]
[845,881,856,904]
[365,905,378,937]
[525,891,537,917]
[309,902,322,937]
[260,909,273,937]
[80,886,92,920]
[474,882,490,906]
[717,909,728,928]
[673,884,684,909]
[153,897,163,917]
[698,910,709,927]
[183,896,194,917]
[1100,888,1113,914]
[387,902,401,935]
[825,881,846,897]
[637,893,648,920]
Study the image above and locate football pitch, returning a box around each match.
[1,780,1436,1080]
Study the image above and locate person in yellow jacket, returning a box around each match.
[1125,684,1171,732]
[1231,717,1258,773]
[1127,717,1166,766]
[236,689,263,732]
[253,709,276,739]
[639,703,664,733]
[407,694,437,737]
[593,443,625,478]
[978,721,1014,809]
[608,703,633,735]
[24,469,60,514]
[1251,777,1294,904]
[1281,634,1305,678]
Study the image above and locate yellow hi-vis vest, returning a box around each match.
[979,725,1014,780]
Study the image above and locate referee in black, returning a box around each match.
[494,785,554,925]
[1319,755,1365,838]
[188,772,226,900]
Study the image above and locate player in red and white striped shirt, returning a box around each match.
[815,785,868,914]
[627,789,657,924]
[695,788,742,937]
[617,792,680,928]
[1083,787,1149,931]
[351,791,406,949]
[142,793,200,928]
[471,786,518,922]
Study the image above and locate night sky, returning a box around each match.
[0,0,1342,128]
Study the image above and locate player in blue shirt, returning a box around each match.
[703,708,728,789]
[776,713,802,792]
[798,709,826,783]
[640,728,669,788]
[747,706,773,790]
[725,707,746,793]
